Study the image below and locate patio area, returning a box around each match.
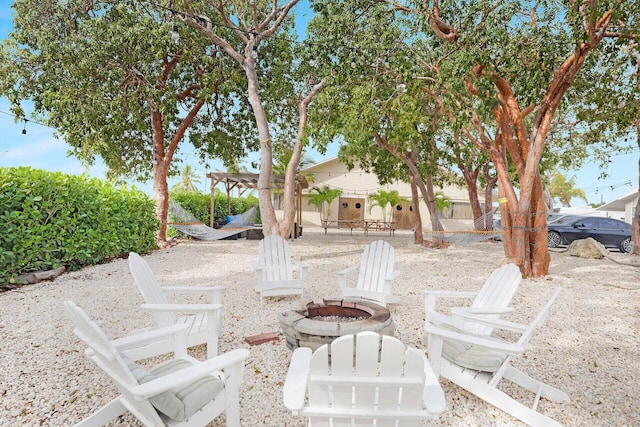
[1,228,638,426]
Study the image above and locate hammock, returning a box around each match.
[424,211,501,244]
[168,200,259,241]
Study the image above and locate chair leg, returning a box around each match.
[207,334,219,359]
[73,397,127,427]
[503,365,570,403]
[443,362,565,427]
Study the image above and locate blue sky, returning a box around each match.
[0,0,637,205]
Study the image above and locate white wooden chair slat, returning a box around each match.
[338,240,400,307]
[308,345,330,414]
[354,332,378,409]
[283,331,446,426]
[331,334,355,417]
[252,236,308,303]
[424,288,569,427]
[377,336,405,417]
[128,252,224,359]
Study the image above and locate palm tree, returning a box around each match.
[307,186,342,221]
[367,190,405,222]
[434,191,452,213]
[546,171,588,207]
[171,164,201,193]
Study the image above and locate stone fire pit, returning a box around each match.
[278,299,395,351]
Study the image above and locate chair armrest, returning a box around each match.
[283,347,312,411]
[385,270,401,281]
[422,361,446,415]
[251,260,262,270]
[424,322,524,355]
[292,260,308,270]
[111,324,189,352]
[337,265,358,277]
[452,312,527,333]
[292,260,309,281]
[141,303,222,313]
[451,306,514,316]
[424,290,478,299]
[160,286,225,295]
[131,349,250,399]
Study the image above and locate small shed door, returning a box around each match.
[393,200,414,230]
[338,197,365,227]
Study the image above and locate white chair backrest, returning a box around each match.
[129,252,176,327]
[309,332,425,418]
[466,263,521,335]
[63,301,138,386]
[257,236,294,281]
[356,240,395,293]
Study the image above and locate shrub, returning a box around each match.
[0,167,157,284]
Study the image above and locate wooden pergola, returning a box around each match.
[206,172,309,228]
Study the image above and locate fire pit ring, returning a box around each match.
[278,299,395,351]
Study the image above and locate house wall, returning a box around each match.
[299,158,478,230]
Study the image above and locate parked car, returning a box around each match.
[492,214,566,241]
[547,215,633,253]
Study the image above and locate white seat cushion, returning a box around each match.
[122,355,224,421]
[439,324,508,372]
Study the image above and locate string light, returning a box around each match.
[22,119,28,135]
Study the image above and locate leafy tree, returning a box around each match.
[381,0,639,275]
[306,185,342,221]
[546,171,588,207]
[0,1,252,247]
[305,1,450,246]
[176,0,325,238]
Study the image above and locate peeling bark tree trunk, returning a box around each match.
[150,96,204,248]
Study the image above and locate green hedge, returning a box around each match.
[0,167,158,284]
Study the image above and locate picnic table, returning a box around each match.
[321,219,395,236]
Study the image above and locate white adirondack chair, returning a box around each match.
[129,252,224,359]
[283,331,446,426]
[251,235,308,303]
[63,300,250,427]
[424,287,569,427]
[425,263,522,336]
[338,240,401,307]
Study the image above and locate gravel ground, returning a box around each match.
[1,228,638,426]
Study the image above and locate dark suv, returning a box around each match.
[547,215,633,253]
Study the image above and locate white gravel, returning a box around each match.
[1,228,638,426]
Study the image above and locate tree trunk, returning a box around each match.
[244,59,279,236]
[458,165,485,230]
[279,81,325,238]
[409,163,424,245]
[483,164,497,230]
[633,119,640,255]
